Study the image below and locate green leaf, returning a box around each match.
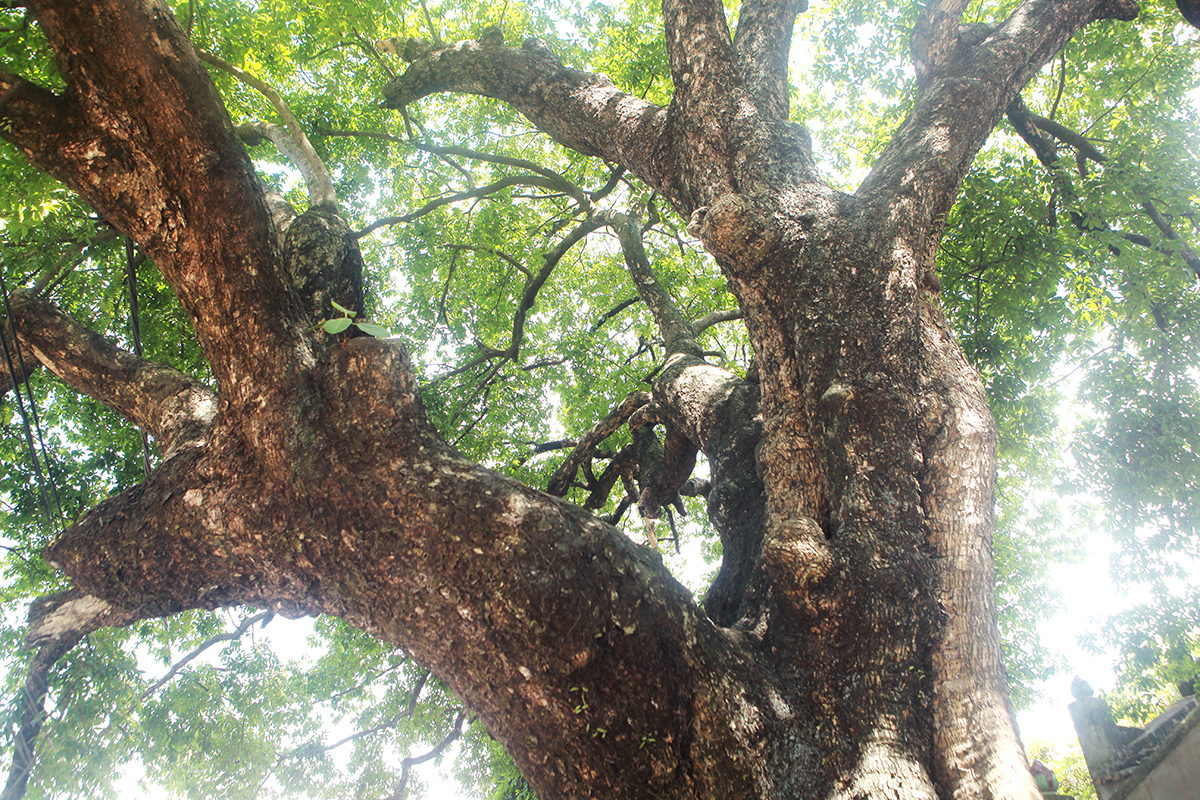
[322,317,353,334]
[352,322,391,338]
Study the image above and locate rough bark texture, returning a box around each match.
[0,0,1149,797]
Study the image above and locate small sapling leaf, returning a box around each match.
[354,322,391,338]
[323,317,354,334]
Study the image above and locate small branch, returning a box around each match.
[691,309,742,336]
[417,0,442,44]
[1026,112,1107,164]
[313,128,477,187]
[413,143,589,207]
[591,297,641,332]
[386,710,466,800]
[586,446,637,510]
[141,611,271,698]
[1009,98,1200,280]
[517,438,577,466]
[351,29,396,80]
[596,209,700,355]
[290,670,431,758]
[197,50,336,207]
[1049,53,1067,121]
[442,243,531,279]
[327,662,405,703]
[506,216,602,362]
[356,175,574,238]
[520,357,566,372]
[589,165,626,204]
[1140,200,1200,279]
[548,392,651,496]
[30,226,120,296]
[4,592,138,800]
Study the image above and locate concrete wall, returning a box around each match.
[1122,721,1200,800]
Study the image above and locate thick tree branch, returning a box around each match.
[734,0,809,119]
[6,290,216,457]
[691,308,743,336]
[11,1,313,466]
[910,0,972,90]
[661,0,736,100]
[45,334,765,799]
[381,37,674,200]
[862,0,1139,231]
[651,354,763,624]
[4,591,139,800]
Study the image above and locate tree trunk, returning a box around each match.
[0,0,1145,797]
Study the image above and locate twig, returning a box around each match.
[141,611,271,698]
[386,711,467,800]
[691,309,742,336]
[591,297,641,332]
[290,671,431,758]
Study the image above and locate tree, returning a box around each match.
[0,0,1197,798]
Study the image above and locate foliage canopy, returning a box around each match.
[1,0,1198,796]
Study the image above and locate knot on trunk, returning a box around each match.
[760,515,831,616]
[689,194,780,273]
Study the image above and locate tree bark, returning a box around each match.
[0,0,1150,797]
